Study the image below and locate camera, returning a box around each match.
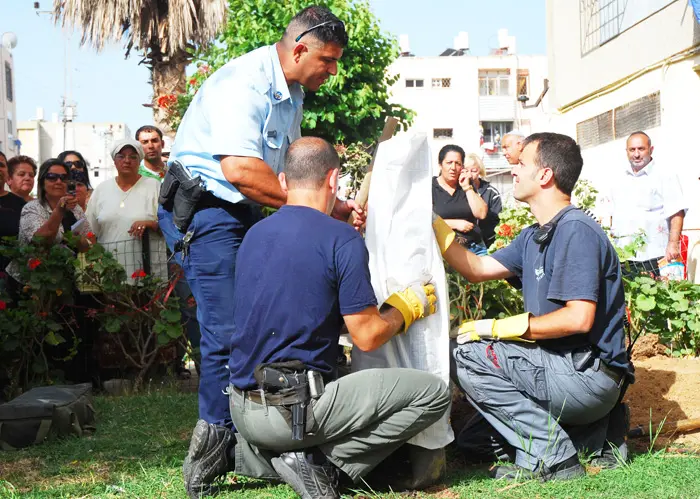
[67,179,77,196]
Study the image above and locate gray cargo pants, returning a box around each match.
[229,368,450,482]
[453,341,621,471]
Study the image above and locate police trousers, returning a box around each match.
[229,368,450,482]
[453,341,621,471]
[158,203,262,428]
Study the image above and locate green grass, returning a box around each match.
[1,390,700,498]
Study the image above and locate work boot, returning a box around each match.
[490,455,585,482]
[183,419,234,498]
[391,445,446,490]
[457,414,516,464]
[271,450,340,499]
[591,402,630,469]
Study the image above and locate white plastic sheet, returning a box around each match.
[352,132,453,449]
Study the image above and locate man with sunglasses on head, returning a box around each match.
[157,6,361,498]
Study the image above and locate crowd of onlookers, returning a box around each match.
[0,126,200,387]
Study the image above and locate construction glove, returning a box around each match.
[432,214,456,255]
[385,282,437,334]
[453,313,533,344]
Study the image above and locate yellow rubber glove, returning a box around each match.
[432,214,456,255]
[385,283,437,333]
[454,313,533,344]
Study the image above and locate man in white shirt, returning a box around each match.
[604,131,686,276]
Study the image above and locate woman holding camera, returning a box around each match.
[58,150,93,210]
[432,144,489,255]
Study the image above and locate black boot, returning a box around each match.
[591,402,630,469]
[490,454,585,482]
[271,450,339,499]
[182,419,234,498]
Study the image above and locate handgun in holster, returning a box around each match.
[158,160,205,233]
[254,361,310,440]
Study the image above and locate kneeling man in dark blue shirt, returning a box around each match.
[434,133,632,481]
[224,137,450,498]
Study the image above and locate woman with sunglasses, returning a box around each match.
[6,159,92,283]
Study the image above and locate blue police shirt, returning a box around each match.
[491,208,629,370]
[229,206,378,390]
[170,45,304,204]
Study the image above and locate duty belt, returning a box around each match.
[232,386,303,407]
[572,350,625,386]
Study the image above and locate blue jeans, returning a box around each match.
[468,242,488,256]
[159,203,262,428]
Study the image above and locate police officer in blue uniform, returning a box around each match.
[433,133,633,481]
[157,6,362,497]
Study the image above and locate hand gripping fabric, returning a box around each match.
[183,419,233,498]
[454,313,532,344]
[432,215,456,255]
[385,283,437,333]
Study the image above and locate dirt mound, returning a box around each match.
[625,356,700,447]
[631,333,668,361]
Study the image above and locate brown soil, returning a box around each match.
[625,355,700,448]
[631,333,668,361]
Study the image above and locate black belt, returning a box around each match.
[232,386,303,407]
[572,350,626,386]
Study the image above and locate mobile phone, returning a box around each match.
[67,179,77,196]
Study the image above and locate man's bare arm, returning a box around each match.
[665,210,685,261]
[220,155,287,208]
[523,300,596,340]
[343,304,405,352]
[443,240,513,283]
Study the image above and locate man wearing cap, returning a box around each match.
[86,139,163,281]
[157,6,363,497]
[502,130,526,166]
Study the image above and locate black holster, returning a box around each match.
[254,361,309,440]
[159,161,205,233]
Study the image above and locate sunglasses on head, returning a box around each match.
[45,173,69,182]
[295,20,347,44]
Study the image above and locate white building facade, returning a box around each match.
[388,31,548,199]
[0,43,18,157]
[546,0,700,279]
[18,117,131,189]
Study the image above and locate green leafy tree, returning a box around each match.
[167,0,413,146]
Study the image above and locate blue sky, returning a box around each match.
[1,0,545,135]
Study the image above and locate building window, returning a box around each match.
[432,78,451,88]
[405,79,424,88]
[517,70,529,97]
[433,128,453,139]
[94,170,99,177]
[478,70,510,96]
[576,92,660,149]
[4,62,13,102]
[481,121,513,146]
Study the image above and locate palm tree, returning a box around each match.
[53,0,227,136]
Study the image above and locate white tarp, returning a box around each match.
[351,132,453,449]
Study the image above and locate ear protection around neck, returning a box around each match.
[533,205,578,247]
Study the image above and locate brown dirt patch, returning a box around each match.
[631,333,668,361]
[625,356,700,448]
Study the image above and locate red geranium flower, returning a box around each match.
[188,78,197,86]
[497,224,514,238]
[87,232,95,239]
[131,269,147,279]
[0,300,6,311]
[28,258,42,270]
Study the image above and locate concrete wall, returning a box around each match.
[0,46,18,156]
[18,121,131,189]
[388,52,548,174]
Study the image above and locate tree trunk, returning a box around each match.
[151,48,189,139]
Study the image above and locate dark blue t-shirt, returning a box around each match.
[491,207,629,370]
[228,205,378,390]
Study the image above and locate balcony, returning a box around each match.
[482,152,511,172]
[478,96,516,121]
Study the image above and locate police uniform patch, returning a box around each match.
[273,91,283,101]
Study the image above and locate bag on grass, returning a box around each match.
[0,383,95,450]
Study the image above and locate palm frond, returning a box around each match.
[53,0,227,55]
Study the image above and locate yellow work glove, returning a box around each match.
[432,214,456,255]
[454,313,533,344]
[385,283,438,333]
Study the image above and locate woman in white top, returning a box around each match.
[86,139,166,281]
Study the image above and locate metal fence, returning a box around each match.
[100,230,169,282]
